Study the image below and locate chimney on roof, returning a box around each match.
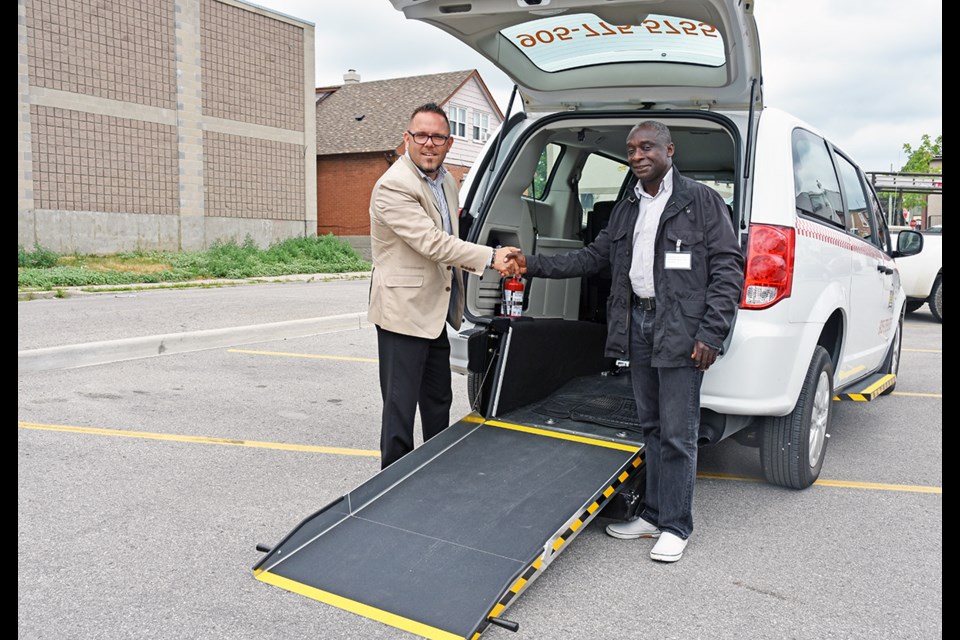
[343,69,361,84]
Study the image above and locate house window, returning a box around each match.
[472,111,490,142]
[448,105,466,138]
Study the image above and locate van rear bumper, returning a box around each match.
[701,310,821,416]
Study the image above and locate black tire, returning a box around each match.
[760,346,834,489]
[467,370,483,412]
[879,312,903,396]
[929,275,942,323]
[905,300,924,314]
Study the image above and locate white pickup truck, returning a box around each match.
[893,227,942,322]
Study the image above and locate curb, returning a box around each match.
[18,271,372,300]
[18,312,371,374]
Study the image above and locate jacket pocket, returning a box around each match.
[385,275,424,288]
[676,299,706,346]
[666,229,705,248]
[679,299,706,318]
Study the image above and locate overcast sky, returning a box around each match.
[253,0,941,172]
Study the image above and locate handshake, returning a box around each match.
[492,246,528,277]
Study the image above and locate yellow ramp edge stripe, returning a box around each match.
[256,571,464,640]
[483,419,641,452]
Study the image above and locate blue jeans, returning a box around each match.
[629,305,702,540]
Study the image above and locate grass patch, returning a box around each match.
[18,235,370,290]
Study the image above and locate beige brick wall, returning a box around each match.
[31,105,178,215]
[204,132,304,220]
[20,0,315,252]
[200,0,304,131]
[26,0,176,110]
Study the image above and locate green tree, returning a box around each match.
[901,134,942,173]
[900,134,942,210]
[531,149,549,199]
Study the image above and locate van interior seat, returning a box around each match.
[580,200,616,323]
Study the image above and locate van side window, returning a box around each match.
[578,153,628,229]
[868,190,892,252]
[527,143,564,200]
[792,129,844,228]
[835,152,879,247]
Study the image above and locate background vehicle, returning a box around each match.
[893,227,941,321]
[398,0,923,489]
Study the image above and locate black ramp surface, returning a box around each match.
[257,420,640,639]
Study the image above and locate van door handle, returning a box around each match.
[877,265,893,275]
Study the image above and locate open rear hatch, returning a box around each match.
[389,0,762,112]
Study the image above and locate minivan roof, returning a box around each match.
[390,0,762,112]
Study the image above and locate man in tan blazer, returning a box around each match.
[369,102,517,469]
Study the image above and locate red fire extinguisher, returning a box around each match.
[502,276,524,318]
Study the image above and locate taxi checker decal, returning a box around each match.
[795,218,893,263]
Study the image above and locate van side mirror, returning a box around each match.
[895,230,923,257]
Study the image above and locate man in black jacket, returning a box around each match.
[507,121,743,562]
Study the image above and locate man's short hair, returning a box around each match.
[628,120,673,145]
[410,102,450,130]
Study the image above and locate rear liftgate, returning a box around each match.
[254,318,645,639]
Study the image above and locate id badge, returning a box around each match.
[665,238,692,270]
[665,251,692,270]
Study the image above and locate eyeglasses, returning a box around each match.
[406,131,450,146]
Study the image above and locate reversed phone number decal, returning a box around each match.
[513,20,718,47]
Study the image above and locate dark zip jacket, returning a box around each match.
[525,168,744,367]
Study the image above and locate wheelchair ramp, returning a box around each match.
[253,414,643,639]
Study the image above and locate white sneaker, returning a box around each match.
[650,532,688,562]
[605,517,660,540]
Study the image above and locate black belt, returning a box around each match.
[632,295,656,311]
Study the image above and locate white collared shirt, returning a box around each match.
[629,167,674,297]
[408,152,452,234]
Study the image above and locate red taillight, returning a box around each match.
[741,224,795,309]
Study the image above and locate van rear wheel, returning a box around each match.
[879,313,903,396]
[929,275,942,323]
[760,346,833,489]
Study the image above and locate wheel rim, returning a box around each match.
[808,371,830,467]
[934,282,942,318]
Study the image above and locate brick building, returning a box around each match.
[314,69,503,257]
[17,0,316,253]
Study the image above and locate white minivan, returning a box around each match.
[393,0,923,489]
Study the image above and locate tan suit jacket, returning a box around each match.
[368,154,492,339]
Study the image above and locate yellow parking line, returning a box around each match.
[890,391,942,398]
[17,421,380,457]
[228,349,377,363]
[698,471,940,494]
[902,348,942,353]
[813,478,941,494]
[21,421,939,494]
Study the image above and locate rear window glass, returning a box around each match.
[500,13,726,73]
[792,129,844,228]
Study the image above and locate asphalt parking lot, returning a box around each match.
[18,279,942,640]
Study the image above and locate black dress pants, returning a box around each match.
[376,325,452,469]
